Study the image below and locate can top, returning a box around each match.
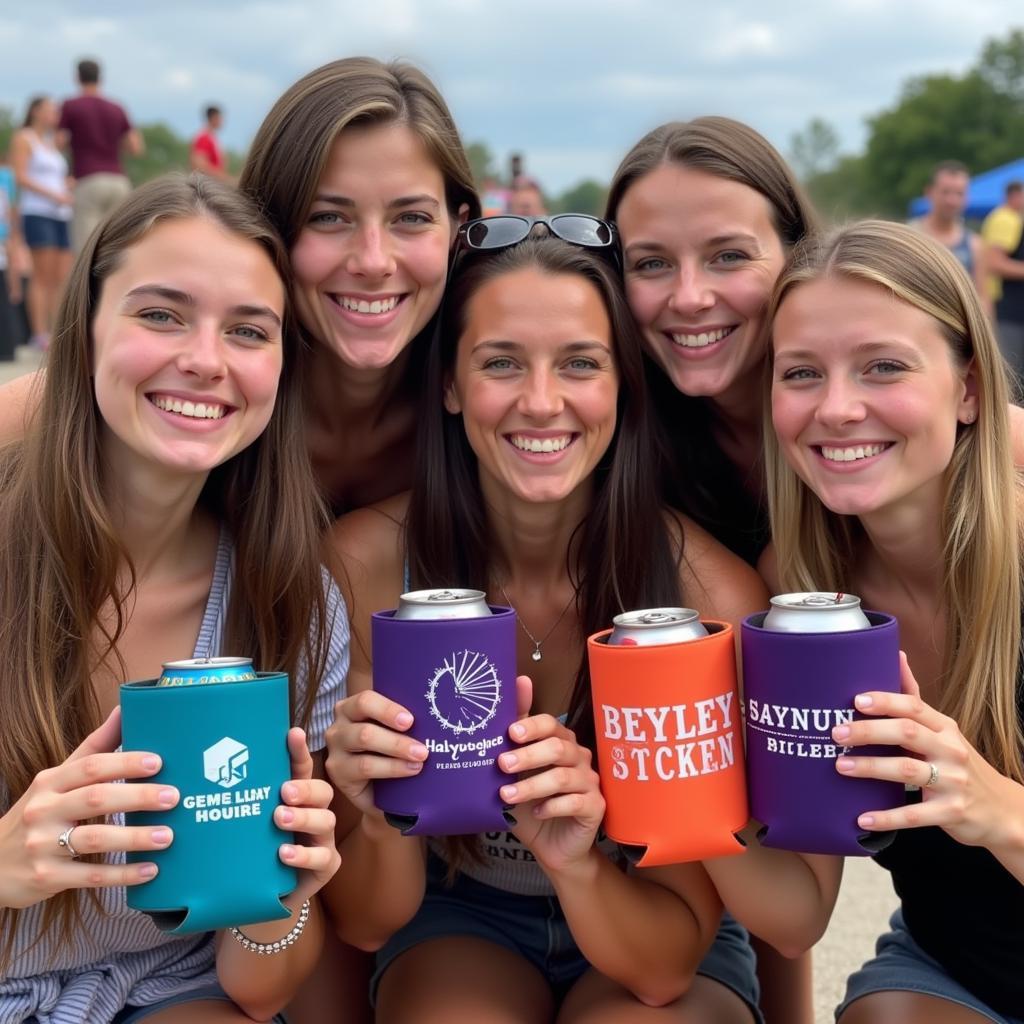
[161,656,254,670]
[401,588,486,606]
[769,592,862,613]
[612,607,701,629]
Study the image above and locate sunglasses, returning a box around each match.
[451,215,621,274]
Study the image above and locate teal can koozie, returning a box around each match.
[120,660,296,933]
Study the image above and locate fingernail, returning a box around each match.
[139,864,157,879]
[409,743,428,760]
[151,828,171,845]
[405,760,423,772]
[833,725,851,741]
[396,712,413,728]
[141,755,160,771]
[855,694,874,709]
[279,808,295,825]
[281,844,297,860]
[501,753,519,770]
[283,783,298,802]
[836,757,855,772]
[858,815,875,828]
[501,785,518,800]
[511,724,526,740]
[158,788,177,807]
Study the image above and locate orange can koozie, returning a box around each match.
[588,612,748,866]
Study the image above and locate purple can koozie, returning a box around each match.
[741,611,904,854]
[372,606,517,835]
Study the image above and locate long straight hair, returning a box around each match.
[0,173,332,964]
[765,220,1024,782]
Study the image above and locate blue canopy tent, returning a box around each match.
[908,157,1024,220]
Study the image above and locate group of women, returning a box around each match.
[0,55,1020,1024]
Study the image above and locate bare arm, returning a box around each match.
[681,516,843,955]
[124,129,144,158]
[970,235,994,318]
[986,243,1024,282]
[320,496,428,950]
[11,132,71,205]
[0,371,44,445]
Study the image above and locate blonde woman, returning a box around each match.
[766,220,1023,1024]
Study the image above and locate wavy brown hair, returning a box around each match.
[0,173,332,964]
[765,220,1024,783]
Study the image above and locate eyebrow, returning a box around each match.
[775,339,917,361]
[624,232,762,256]
[474,339,611,353]
[312,193,442,211]
[122,285,282,326]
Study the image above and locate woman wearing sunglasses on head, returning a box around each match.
[0,58,480,517]
[322,215,839,1023]
[766,221,1024,1024]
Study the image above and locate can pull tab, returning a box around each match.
[426,591,458,602]
[640,612,673,624]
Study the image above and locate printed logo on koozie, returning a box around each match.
[204,736,249,788]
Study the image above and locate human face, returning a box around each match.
[926,170,968,222]
[33,98,59,131]
[445,267,619,506]
[91,216,284,482]
[291,122,460,371]
[771,276,977,523]
[617,163,786,401]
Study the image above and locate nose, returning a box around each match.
[176,321,227,381]
[517,366,564,420]
[667,264,714,316]
[345,222,396,279]
[815,374,865,427]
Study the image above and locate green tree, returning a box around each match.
[0,106,16,162]
[803,155,877,224]
[789,118,840,181]
[123,123,191,185]
[465,141,497,185]
[549,179,608,216]
[978,28,1024,102]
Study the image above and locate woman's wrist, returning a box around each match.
[228,896,312,951]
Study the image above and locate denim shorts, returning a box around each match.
[837,909,1023,1024]
[373,853,763,1021]
[22,214,70,250]
[111,981,287,1023]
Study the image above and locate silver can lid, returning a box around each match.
[612,607,701,629]
[769,592,862,612]
[401,588,487,605]
[161,656,253,670]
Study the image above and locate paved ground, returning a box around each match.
[0,344,900,1022]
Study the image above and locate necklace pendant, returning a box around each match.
[531,648,543,662]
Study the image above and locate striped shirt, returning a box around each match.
[1,530,349,1024]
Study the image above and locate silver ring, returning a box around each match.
[57,825,80,859]
[924,762,939,788]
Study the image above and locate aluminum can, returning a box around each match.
[156,656,257,687]
[608,607,708,646]
[762,592,871,633]
[395,588,493,621]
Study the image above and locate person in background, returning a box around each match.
[59,57,144,252]
[11,95,73,351]
[0,155,23,360]
[190,105,232,183]
[912,160,989,313]
[981,180,1024,387]
[508,177,548,218]
[766,219,1024,1024]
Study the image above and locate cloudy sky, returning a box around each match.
[2,1,1021,192]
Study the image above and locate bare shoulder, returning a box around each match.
[757,542,780,595]
[0,371,44,446]
[327,492,408,597]
[666,510,769,627]
[1008,403,1024,468]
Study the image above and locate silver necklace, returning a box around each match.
[496,581,575,662]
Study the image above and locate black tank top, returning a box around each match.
[996,226,1024,325]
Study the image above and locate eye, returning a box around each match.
[631,256,670,273]
[482,356,517,371]
[779,366,820,381]
[139,308,178,326]
[395,211,433,227]
[231,324,271,343]
[714,250,749,267]
[565,356,600,372]
[867,359,907,375]
[308,210,344,227]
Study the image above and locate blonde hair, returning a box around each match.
[765,220,1023,781]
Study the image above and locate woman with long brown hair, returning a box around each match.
[0,173,346,1023]
[323,221,839,1022]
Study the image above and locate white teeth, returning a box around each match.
[820,443,887,463]
[151,395,227,420]
[509,434,573,453]
[338,295,399,315]
[670,327,731,348]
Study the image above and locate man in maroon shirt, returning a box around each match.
[58,58,144,251]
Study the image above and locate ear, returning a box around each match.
[449,202,471,246]
[957,358,979,425]
[443,377,462,415]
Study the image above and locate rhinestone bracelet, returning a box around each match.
[229,899,311,955]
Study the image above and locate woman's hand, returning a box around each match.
[0,708,177,910]
[323,691,427,819]
[832,651,1021,849]
[498,713,605,874]
[273,728,340,904]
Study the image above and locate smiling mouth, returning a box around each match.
[814,442,893,463]
[507,433,577,454]
[149,394,231,420]
[331,294,405,316]
[669,326,736,348]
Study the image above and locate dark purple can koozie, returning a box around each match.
[372,606,517,836]
[741,611,904,855]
